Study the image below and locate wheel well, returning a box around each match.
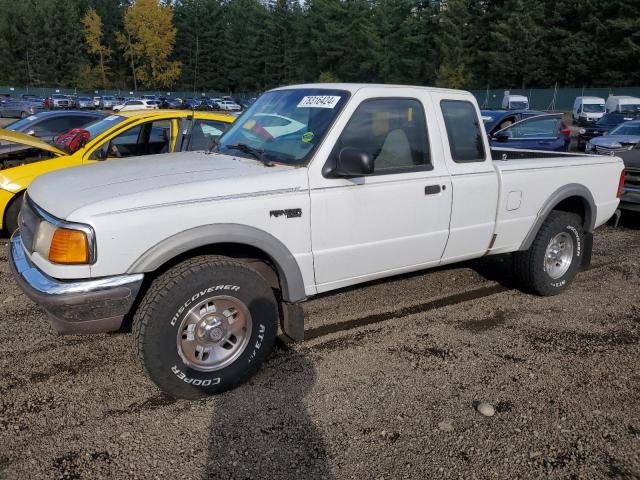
[148,242,282,291]
[551,196,589,230]
[3,191,24,235]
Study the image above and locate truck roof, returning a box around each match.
[271,83,471,96]
[578,96,605,103]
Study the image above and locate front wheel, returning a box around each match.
[133,255,279,399]
[513,211,584,296]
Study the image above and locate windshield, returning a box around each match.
[620,104,640,114]
[597,114,631,127]
[103,96,115,100]
[583,104,605,113]
[609,123,640,136]
[510,101,528,109]
[82,115,126,139]
[214,89,349,165]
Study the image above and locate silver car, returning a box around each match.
[49,94,71,109]
[76,97,95,109]
[0,99,45,118]
[586,120,640,155]
[99,96,117,110]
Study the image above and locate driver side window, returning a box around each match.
[91,120,172,159]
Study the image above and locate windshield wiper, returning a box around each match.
[225,143,274,167]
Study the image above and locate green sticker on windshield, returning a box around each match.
[302,131,314,143]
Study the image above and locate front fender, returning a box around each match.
[127,223,307,303]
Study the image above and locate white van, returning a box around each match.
[502,93,529,110]
[605,96,640,114]
[572,96,606,125]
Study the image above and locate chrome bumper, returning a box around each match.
[9,234,143,334]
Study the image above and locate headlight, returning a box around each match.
[28,198,95,265]
[579,128,586,135]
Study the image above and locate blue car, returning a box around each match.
[481,109,547,136]
[489,114,571,152]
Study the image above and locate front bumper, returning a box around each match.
[9,233,143,334]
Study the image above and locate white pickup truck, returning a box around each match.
[10,84,624,399]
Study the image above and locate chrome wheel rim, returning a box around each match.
[177,295,252,372]
[544,232,574,279]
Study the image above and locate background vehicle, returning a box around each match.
[76,97,94,109]
[501,93,529,110]
[572,96,606,125]
[605,95,640,114]
[0,110,105,165]
[618,144,640,214]
[481,109,546,135]
[114,99,160,112]
[0,98,45,118]
[489,114,571,152]
[159,97,183,109]
[21,94,42,102]
[99,96,117,110]
[47,94,70,109]
[0,110,234,233]
[218,99,241,112]
[585,120,640,154]
[93,96,101,108]
[143,94,159,102]
[9,84,623,399]
[67,95,78,109]
[577,112,640,150]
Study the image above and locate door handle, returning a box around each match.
[425,185,442,195]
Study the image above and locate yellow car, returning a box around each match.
[0,109,235,233]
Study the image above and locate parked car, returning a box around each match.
[0,98,45,118]
[218,99,242,112]
[577,112,640,151]
[99,96,117,110]
[605,96,640,114]
[481,109,546,135]
[113,99,159,112]
[8,84,623,399]
[0,110,105,164]
[197,98,221,111]
[572,96,606,126]
[142,94,159,102]
[93,96,101,108]
[618,144,640,214]
[585,120,640,155]
[67,95,78,108]
[0,110,235,232]
[21,94,43,103]
[159,97,183,109]
[48,94,71,109]
[489,114,571,151]
[76,97,95,109]
[502,93,529,110]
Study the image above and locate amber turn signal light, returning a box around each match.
[48,228,90,264]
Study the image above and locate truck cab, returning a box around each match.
[572,96,606,126]
[501,93,529,110]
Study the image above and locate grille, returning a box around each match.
[19,197,39,252]
[595,145,632,155]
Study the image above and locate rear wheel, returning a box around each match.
[133,255,279,399]
[513,211,584,296]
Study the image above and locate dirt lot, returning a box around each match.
[0,218,639,479]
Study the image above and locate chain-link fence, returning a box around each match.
[4,84,640,112]
[469,87,640,111]
[0,86,261,102]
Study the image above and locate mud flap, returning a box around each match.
[280,302,305,342]
[581,231,593,269]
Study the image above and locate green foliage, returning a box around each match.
[0,0,639,91]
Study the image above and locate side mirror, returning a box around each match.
[334,148,374,177]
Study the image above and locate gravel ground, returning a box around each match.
[0,218,639,480]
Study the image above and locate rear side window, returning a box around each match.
[441,100,485,163]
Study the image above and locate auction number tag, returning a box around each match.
[105,115,120,121]
[297,96,341,109]
[27,116,37,121]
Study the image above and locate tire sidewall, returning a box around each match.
[538,217,583,293]
[140,264,278,397]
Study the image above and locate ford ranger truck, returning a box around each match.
[10,84,624,399]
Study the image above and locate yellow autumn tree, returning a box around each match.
[117,0,182,89]
[82,8,112,89]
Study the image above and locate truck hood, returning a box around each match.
[0,129,65,156]
[28,151,306,220]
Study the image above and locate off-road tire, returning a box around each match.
[4,193,23,235]
[133,255,279,399]
[513,211,584,296]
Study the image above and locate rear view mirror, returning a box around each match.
[335,148,374,177]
